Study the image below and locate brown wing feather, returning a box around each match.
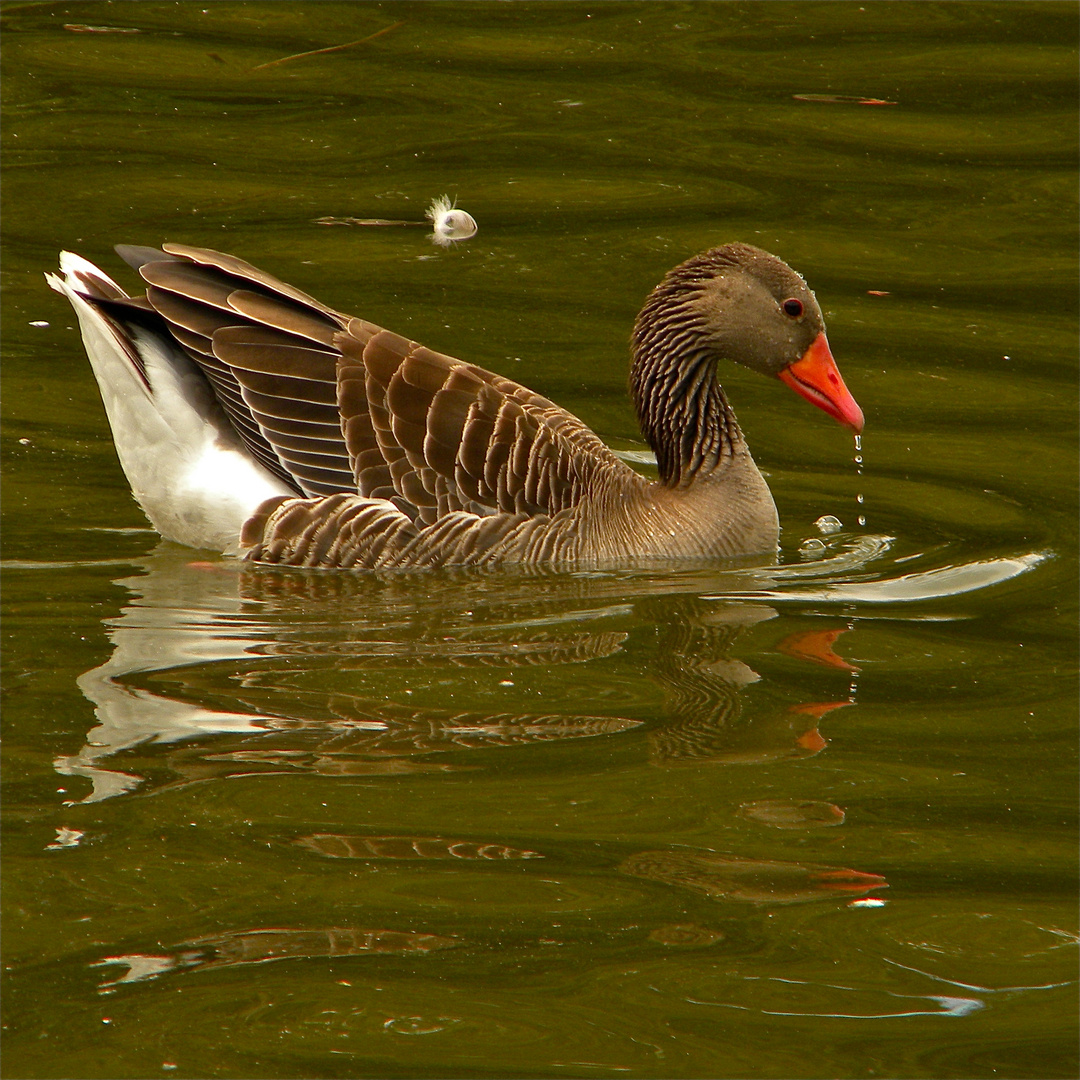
[334,324,630,522]
[161,243,345,320]
[138,248,354,497]
[130,244,633,529]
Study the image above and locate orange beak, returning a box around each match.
[778,332,864,433]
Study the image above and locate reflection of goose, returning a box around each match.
[168,708,643,783]
[57,550,639,799]
[621,849,887,905]
[95,927,459,988]
[48,242,861,568]
[297,834,542,860]
[643,598,834,765]
[58,550,830,799]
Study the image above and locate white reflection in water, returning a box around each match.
[52,532,1049,801]
[687,990,986,1019]
[56,557,274,801]
[93,928,461,990]
[45,827,84,850]
[52,546,824,800]
[684,957,1073,1020]
[93,953,184,988]
[715,545,1049,604]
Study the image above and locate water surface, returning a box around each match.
[2,3,1077,1078]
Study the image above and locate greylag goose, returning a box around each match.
[47,243,862,568]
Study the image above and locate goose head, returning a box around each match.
[630,244,863,483]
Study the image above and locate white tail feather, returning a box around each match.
[48,253,293,552]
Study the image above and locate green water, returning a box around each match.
[2,3,1077,1078]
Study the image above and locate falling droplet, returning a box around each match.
[851,433,866,527]
[844,620,861,702]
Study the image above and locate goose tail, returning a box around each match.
[47,251,294,553]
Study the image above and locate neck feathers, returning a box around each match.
[630,284,741,487]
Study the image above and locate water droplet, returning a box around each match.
[854,454,862,464]
[858,515,866,526]
[853,434,862,452]
[856,494,865,504]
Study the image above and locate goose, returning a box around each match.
[47,242,863,569]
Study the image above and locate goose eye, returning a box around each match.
[782,298,804,318]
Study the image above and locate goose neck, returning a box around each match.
[630,327,741,488]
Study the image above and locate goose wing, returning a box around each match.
[134,245,634,523]
[137,243,354,496]
[334,323,630,524]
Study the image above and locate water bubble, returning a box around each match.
[814,515,843,535]
[799,537,827,558]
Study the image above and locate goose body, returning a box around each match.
[48,243,862,569]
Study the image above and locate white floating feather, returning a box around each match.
[426,195,478,246]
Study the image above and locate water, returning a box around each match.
[2,3,1077,1078]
